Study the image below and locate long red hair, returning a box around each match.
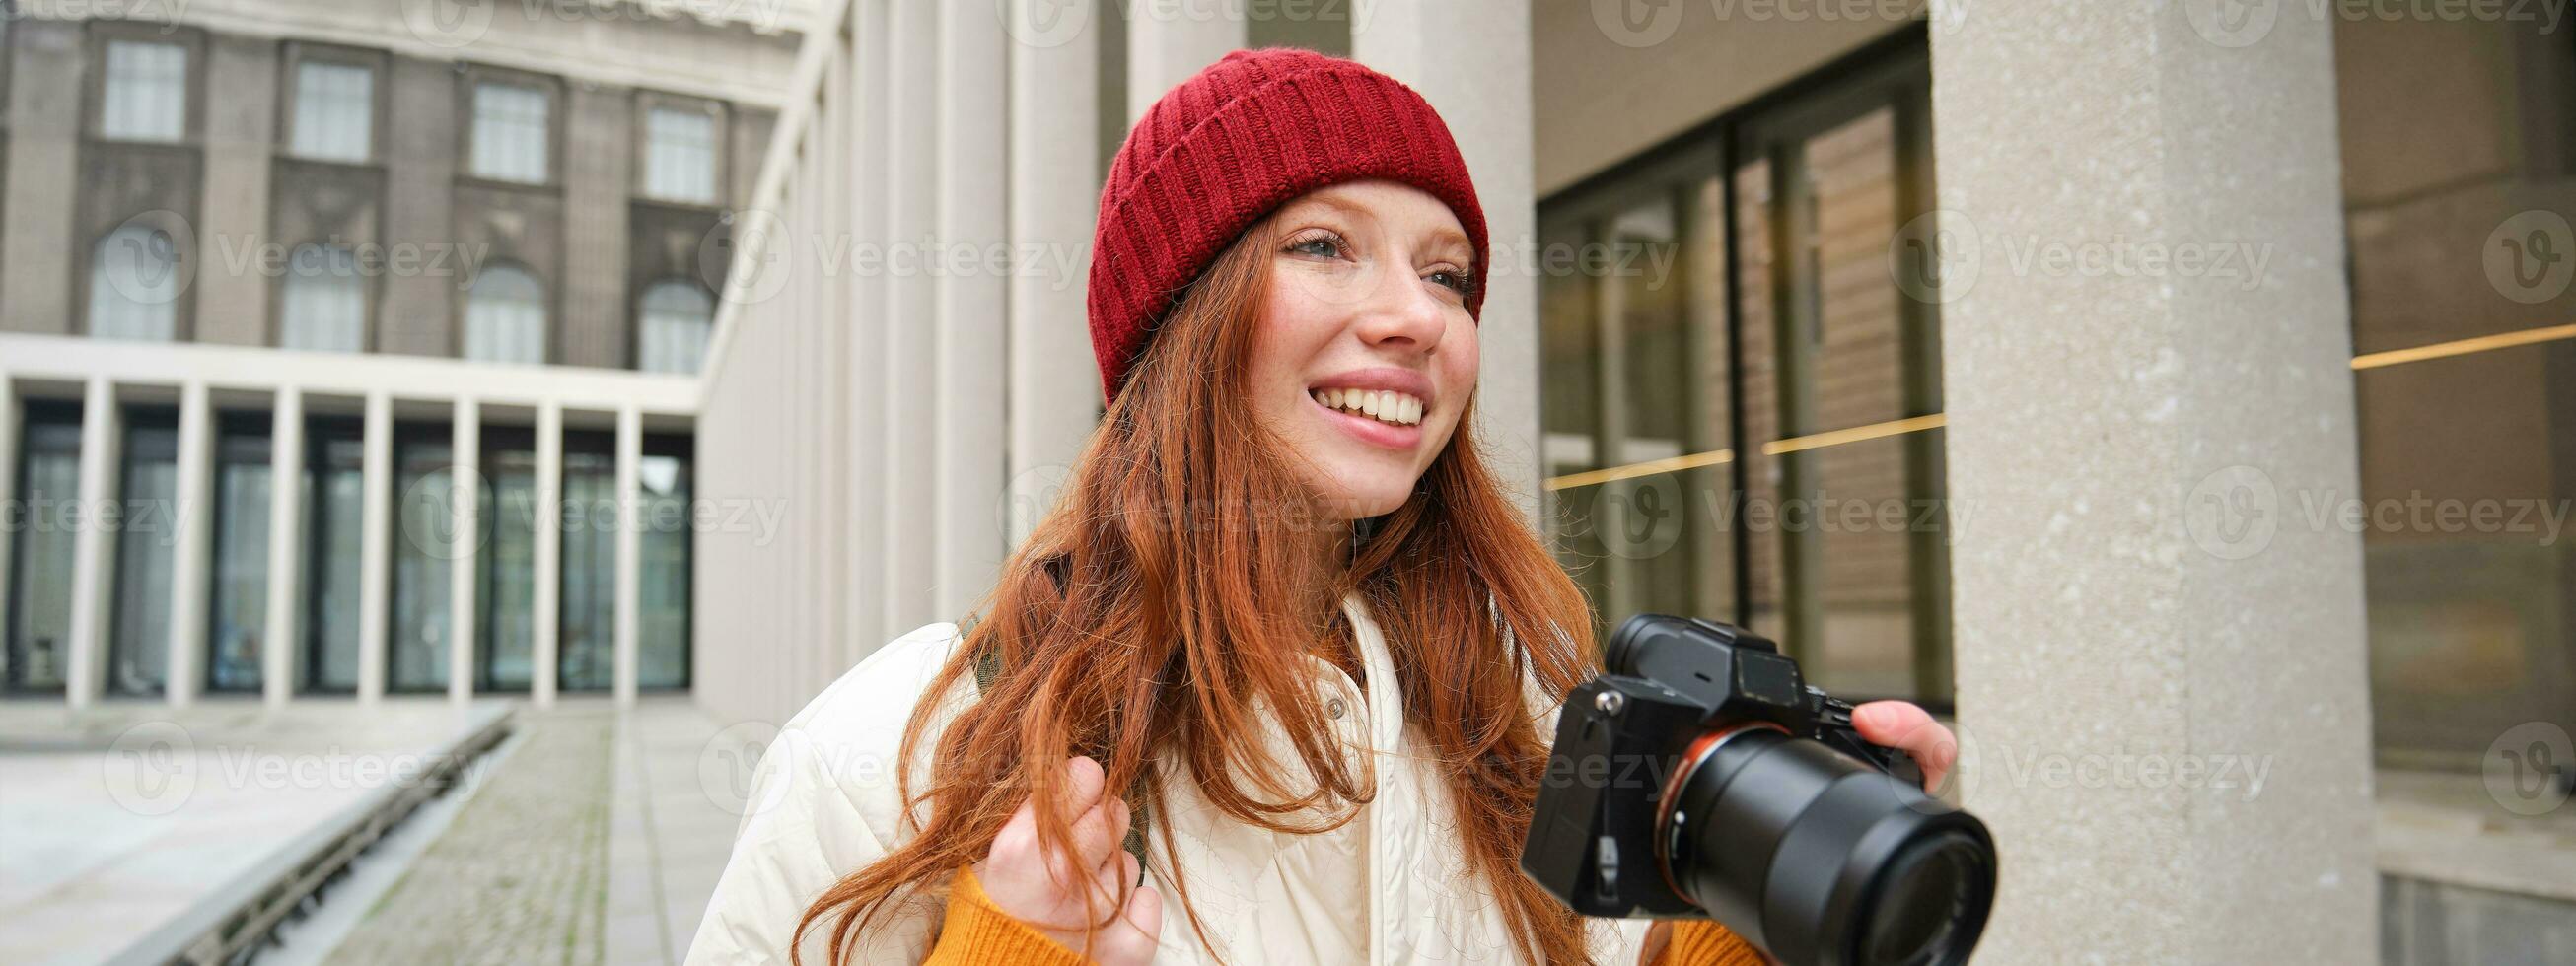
[795,213,1602,964]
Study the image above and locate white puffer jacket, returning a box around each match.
[684,589,1651,965]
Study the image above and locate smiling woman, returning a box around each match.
[688,48,1934,966]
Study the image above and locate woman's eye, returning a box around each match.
[1288,234,1344,258]
[1427,269,1469,295]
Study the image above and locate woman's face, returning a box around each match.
[1247,179,1480,520]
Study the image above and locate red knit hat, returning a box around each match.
[1088,47,1488,404]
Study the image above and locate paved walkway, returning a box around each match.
[328,697,750,965]
[0,698,511,966]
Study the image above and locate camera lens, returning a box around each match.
[1859,831,1982,965]
[1662,728,1994,966]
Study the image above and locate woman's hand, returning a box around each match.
[1851,701,1959,793]
[973,756,1163,965]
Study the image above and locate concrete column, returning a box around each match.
[165,381,213,707]
[817,44,852,685]
[785,158,815,700]
[263,388,303,709]
[1125,0,1244,120]
[1929,5,2375,962]
[844,0,889,657]
[0,373,17,655]
[613,405,640,707]
[533,402,562,709]
[450,398,479,705]
[357,392,392,704]
[193,35,279,347]
[881,0,937,635]
[0,19,82,335]
[1006,0,1104,548]
[65,378,116,711]
[934,0,1008,620]
[1351,0,1540,518]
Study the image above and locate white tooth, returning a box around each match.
[1321,387,1339,408]
[1370,391,1391,418]
[1402,396,1421,424]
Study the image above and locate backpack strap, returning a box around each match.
[960,560,1153,878]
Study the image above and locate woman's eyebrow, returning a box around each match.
[1419,227,1473,261]
[1282,192,1373,225]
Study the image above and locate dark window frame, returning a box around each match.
[105,404,179,698]
[300,413,365,694]
[475,424,538,694]
[457,64,565,190]
[5,399,85,695]
[1537,26,1951,711]
[276,41,390,167]
[630,90,730,208]
[386,420,455,694]
[81,21,206,146]
[636,432,693,692]
[203,409,273,695]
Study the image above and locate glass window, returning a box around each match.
[207,413,270,694]
[390,425,453,692]
[478,427,537,692]
[1538,50,1945,704]
[558,431,615,692]
[100,39,186,142]
[465,265,547,365]
[280,243,366,352]
[7,402,82,693]
[89,224,182,341]
[303,416,363,692]
[2334,15,2576,770]
[108,408,179,696]
[291,60,373,163]
[637,280,714,375]
[638,435,692,689]
[470,81,549,184]
[643,105,718,204]
[1735,101,1948,702]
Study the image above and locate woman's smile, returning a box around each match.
[1305,367,1434,450]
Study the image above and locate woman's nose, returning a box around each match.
[1353,269,1448,354]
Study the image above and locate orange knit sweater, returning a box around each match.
[924,866,1765,965]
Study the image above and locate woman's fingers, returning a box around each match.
[1853,700,1957,792]
[1080,853,1161,966]
[1065,796,1132,882]
[1061,755,1108,812]
[1102,875,1165,966]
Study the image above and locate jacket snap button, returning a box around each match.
[1326,697,1346,720]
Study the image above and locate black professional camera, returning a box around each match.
[1522,615,1996,966]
